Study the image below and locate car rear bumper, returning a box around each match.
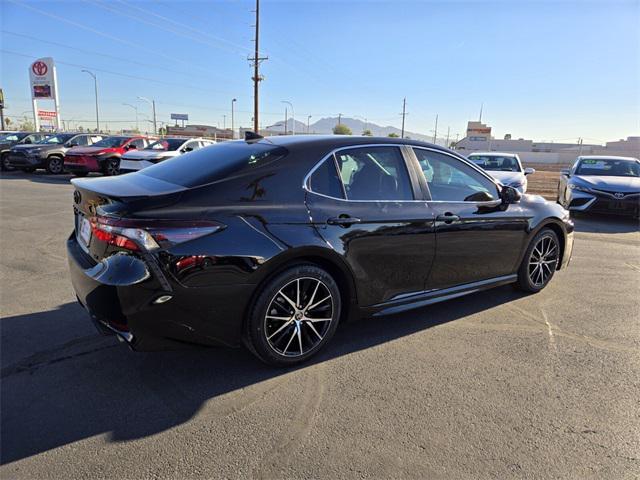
[119,159,154,173]
[67,234,252,350]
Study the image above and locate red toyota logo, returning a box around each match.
[32,61,48,76]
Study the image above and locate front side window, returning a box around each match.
[414,149,498,202]
[334,146,413,201]
[147,139,184,151]
[72,135,90,146]
[92,136,129,148]
[129,138,146,149]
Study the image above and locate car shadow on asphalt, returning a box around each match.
[1,286,526,465]
[0,170,101,185]
[571,213,639,234]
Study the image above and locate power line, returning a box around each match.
[84,0,248,57]
[1,49,237,95]
[5,0,221,77]
[1,30,232,83]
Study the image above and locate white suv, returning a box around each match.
[120,137,215,173]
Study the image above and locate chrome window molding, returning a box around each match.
[303,143,507,206]
[302,144,427,203]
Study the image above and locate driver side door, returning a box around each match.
[412,147,530,290]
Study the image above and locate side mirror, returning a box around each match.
[500,185,522,205]
[126,144,137,150]
[23,139,32,144]
[560,168,570,177]
[66,142,78,148]
[182,147,193,153]
[524,167,535,175]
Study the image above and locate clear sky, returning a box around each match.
[1,0,638,143]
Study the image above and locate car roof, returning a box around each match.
[467,151,519,157]
[252,134,445,152]
[577,155,639,162]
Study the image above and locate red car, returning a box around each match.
[64,135,154,176]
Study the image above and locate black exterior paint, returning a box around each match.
[67,135,574,351]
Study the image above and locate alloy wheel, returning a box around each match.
[105,160,119,176]
[48,157,63,174]
[264,277,334,357]
[528,234,558,287]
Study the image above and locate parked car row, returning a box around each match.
[466,151,639,218]
[0,132,216,176]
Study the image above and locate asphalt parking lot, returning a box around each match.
[1,171,639,479]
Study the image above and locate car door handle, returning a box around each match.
[436,213,460,223]
[327,216,362,226]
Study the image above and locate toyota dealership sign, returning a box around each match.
[29,57,58,99]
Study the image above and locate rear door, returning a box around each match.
[305,145,436,307]
[411,147,529,290]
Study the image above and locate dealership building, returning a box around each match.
[454,121,639,163]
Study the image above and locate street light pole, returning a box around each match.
[231,98,237,139]
[122,103,138,131]
[307,115,312,134]
[137,96,157,135]
[81,69,99,132]
[281,101,294,135]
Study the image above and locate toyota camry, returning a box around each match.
[557,155,640,217]
[67,134,574,366]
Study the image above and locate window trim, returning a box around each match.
[410,146,503,205]
[303,144,425,203]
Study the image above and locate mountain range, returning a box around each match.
[265,116,450,146]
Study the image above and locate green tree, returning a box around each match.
[362,129,373,136]
[387,132,399,138]
[333,124,352,135]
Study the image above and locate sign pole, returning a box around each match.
[32,98,40,132]
[53,63,61,131]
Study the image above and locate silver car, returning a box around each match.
[467,152,535,193]
[119,137,215,173]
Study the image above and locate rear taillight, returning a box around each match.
[90,215,222,252]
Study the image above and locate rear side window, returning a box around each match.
[308,156,345,199]
[334,146,413,201]
[140,141,288,187]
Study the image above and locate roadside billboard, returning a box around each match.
[29,57,61,131]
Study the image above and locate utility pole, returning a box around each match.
[248,0,268,132]
[433,114,438,144]
[223,115,226,130]
[283,107,287,135]
[578,137,583,156]
[281,100,294,134]
[82,70,99,132]
[400,97,407,139]
[338,113,342,125]
[446,126,450,147]
[231,98,236,139]
[479,102,483,122]
[307,115,312,134]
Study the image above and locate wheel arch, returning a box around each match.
[529,219,567,270]
[245,247,359,330]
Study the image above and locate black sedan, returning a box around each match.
[67,134,574,366]
[558,155,640,217]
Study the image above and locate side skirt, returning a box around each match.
[364,274,518,317]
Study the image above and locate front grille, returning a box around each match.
[592,189,640,198]
[590,197,640,215]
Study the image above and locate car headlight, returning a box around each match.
[568,184,591,193]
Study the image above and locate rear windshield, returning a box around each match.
[140,140,288,187]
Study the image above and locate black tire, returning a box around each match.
[72,171,89,177]
[20,167,36,173]
[46,156,64,174]
[102,158,120,176]
[1,153,13,171]
[514,228,560,293]
[245,264,342,366]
